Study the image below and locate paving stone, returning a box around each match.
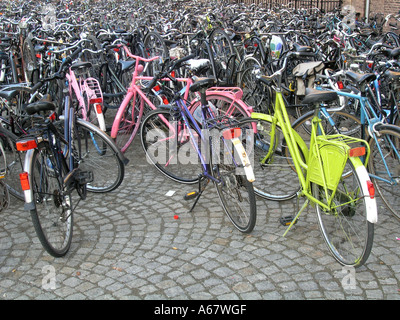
[0,140,399,300]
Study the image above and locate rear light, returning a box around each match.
[90,98,103,104]
[16,139,37,151]
[349,147,365,157]
[337,81,344,89]
[19,172,30,191]
[222,128,242,140]
[366,180,375,199]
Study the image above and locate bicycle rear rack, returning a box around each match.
[82,77,103,103]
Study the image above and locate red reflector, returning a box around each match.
[49,112,56,121]
[366,180,375,199]
[90,98,103,104]
[19,172,30,191]
[113,48,119,52]
[153,85,161,91]
[349,147,365,157]
[222,128,242,140]
[36,54,41,59]
[337,81,344,89]
[95,104,102,114]
[16,139,37,151]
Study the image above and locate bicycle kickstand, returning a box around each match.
[184,174,209,212]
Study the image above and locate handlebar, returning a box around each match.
[144,53,197,91]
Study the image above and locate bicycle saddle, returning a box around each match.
[379,47,400,59]
[0,90,19,101]
[293,43,313,53]
[71,61,92,71]
[384,70,400,83]
[345,71,376,86]
[301,88,338,105]
[189,77,216,92]
[25,101,56,115]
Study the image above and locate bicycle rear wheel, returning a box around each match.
[140,108,202,184]
[211,132,257,233]
[28,143,73,257]
[313,158,375,267]
[368,124,400,220]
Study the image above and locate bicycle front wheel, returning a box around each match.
[368,124,400,220]
[74,119,125,193]
[313,158,375,267]
[28,143,73,257]
[140,108,202,184]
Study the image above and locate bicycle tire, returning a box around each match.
[140,107,202,184]
[237,117,302,200]
[27,142,73,257]
[211,132,257,233]
[368,123,400,220]
[73,119,125,193]
[313,157,375,267]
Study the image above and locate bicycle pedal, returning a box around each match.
[279,215,298,227]
[75,170,94,185]
[184,191,198,201]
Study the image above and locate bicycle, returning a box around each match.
[298,68,400,221]
[140,72,257,233]
[108,44,252,154]
[238,52,377,267]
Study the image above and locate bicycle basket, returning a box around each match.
[307,137,349,190]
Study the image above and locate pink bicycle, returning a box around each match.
[108,44,253,153]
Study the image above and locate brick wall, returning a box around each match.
[343,0,400,19]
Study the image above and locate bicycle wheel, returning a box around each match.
[143,31,168,76]
[28,142,73,257]
[313,158,374,267]
[211,131,257,233]
[238,117,302,200]
[22,37,38,84]
[209,27,236,84]
[140,108,202,184]
[73,119,125,193]
[368,124,400,220]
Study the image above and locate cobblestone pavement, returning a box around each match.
[0,138,399,301]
